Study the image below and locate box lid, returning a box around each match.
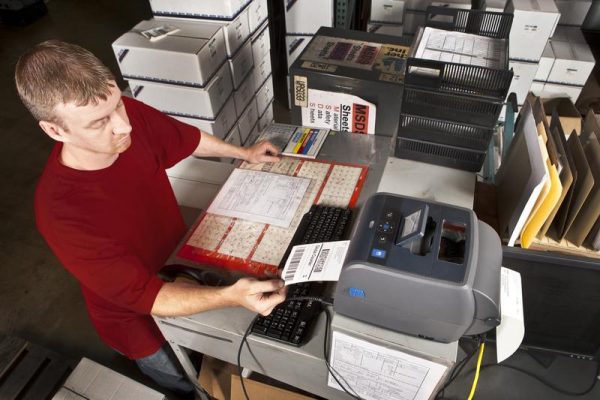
[116,19,222,54]
[290,27,411,84]
[512,0,560,13]
[551,39,594,63]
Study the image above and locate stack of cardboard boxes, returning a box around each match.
[531,26,595,102]
[501,0,594,107]
[367,0,405,36]
[401,0,472,38]
[284,0,335,70]
[112,0,274,153]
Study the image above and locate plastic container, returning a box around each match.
[401,86,503,128]
[395,136,487,172]
[398,114,494,151]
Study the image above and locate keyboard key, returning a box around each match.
[267,328,283,338]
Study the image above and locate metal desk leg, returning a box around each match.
[167,340,200,387]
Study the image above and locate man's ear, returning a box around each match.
[39,120,68,143]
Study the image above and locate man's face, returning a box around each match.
[53,82,132,155]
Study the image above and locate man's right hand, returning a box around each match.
[225,277,288,316]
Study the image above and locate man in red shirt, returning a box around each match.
[15,40,287,397]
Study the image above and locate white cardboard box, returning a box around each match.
[286,34,312,69]
[538,82,583,102]
[244,121,261,145]
[530,80,546,95]
[367,21,404,36]
[486,0,508,12]
[552,25,588,43]
[156,10,250,56]
[430,1,471,9]
[233,70,256,117]
[248,0,268,33]
[403,10,427,35]
[52,358,165,400]
[547,39,594,86]
[148,0,250,19]
[238,100,259,144]
[370,0,404,23]
[253,51,272,89]
[285,0,334,34]
[228,39,254,89]
[255,74,274,115]
[225,124,242,147]
[508,59,539,104]
[404,0,471,11]
[127,62,233,119]
[251,20,270,63]
[507,0,560,62]
[535,41,554,81]
[257,100,274,133]
[112,19,226,87]
[555,0,592,26]
[172,95,237,139]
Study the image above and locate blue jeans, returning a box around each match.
[135,344,195,395]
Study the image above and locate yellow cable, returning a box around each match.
[467,342,485,400]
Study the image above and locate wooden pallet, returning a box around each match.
[0,336,76,400]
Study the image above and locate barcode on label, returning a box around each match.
[285,247,305,280]
[314,248,330,273]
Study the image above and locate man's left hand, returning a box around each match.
[244,140,281,164]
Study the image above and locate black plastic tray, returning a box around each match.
[405,7,514,100]
[425,6,513,39]
[397,114,494,151]
[395,136,487,172]
[401,86,503,128]
[405,58,513,100]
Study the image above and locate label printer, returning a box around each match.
[334,193,502,343]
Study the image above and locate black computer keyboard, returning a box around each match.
[251,205,352,346]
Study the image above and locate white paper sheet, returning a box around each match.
[496,267,525,363]
[328,332,448,400]
[207,169,311,228]
[301,89,377,134]
[414,27,507,69]
[281,241,349,285]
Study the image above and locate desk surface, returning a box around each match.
[159,131,461,399]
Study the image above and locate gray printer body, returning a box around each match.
[334,193,501,343]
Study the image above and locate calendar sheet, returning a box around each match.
[177,158,368,277]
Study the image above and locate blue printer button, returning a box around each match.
[371,248,387,259]
[349,288,365,298]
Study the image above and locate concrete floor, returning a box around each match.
[0,1,599,400]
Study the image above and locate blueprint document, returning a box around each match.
[207,169,310,228]
[328,332,448,400]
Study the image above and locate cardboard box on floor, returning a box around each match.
[199,356,315,400]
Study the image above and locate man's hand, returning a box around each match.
[225,277,287,316]
[243,140,281,164]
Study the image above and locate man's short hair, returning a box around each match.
[15,40,115,123]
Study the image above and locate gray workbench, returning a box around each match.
[156,131,472,399]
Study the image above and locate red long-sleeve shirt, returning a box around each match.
[35,97,200,359]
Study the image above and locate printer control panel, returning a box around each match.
[356,194,472,283]
[370,210,399,260]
